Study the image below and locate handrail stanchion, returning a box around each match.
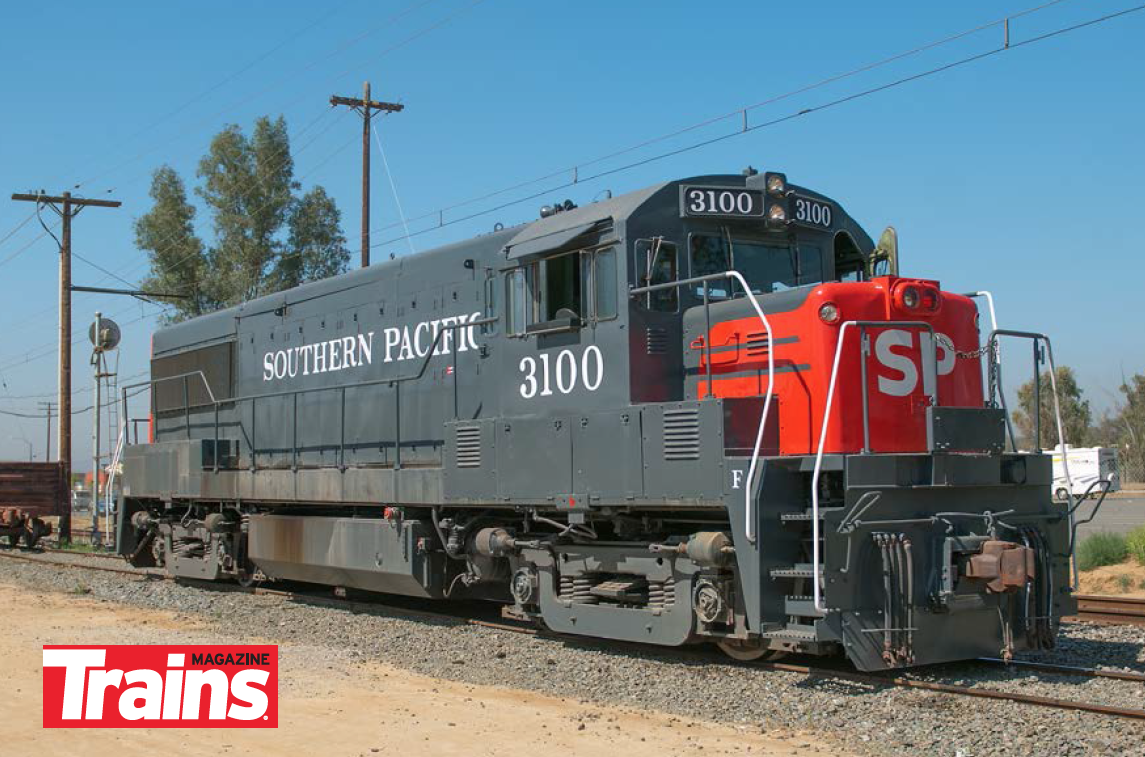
[859,327,871,454]
[703,280,713,399]
[183,375,190,440]
[291,393,298,472]
[811,320,938,613]
[986,329,1075,586]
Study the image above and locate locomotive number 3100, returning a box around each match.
[519,346,604,398]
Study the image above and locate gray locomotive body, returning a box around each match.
[118,171,1075,670]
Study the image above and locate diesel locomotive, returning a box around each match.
[116,169,1076,671]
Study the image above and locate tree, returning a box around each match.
[1012,366,1091,450]
[135,116,348,321]
[1112,373,1145,482]
[136,167,212,319]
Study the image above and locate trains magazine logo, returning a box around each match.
[42,645,278,728]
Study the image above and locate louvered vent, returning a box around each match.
[455,425,482,468]
[745,331,770,357]
[663,408,700,460]
[646,327,668,355]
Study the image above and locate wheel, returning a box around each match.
[716,639,787,662]
[4,532,21,548]
[1055,487,1070,503]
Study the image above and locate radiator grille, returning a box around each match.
[455,425,482,468]
[663,407,700,460]
[646,327,668,355]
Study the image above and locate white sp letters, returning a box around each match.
[873,329,956,397]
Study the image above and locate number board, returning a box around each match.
[680,186,765,219]
[791,195,834,230]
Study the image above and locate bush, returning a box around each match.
[1077,532,1129,572]
[1126,526,1145,567]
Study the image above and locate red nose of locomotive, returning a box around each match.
[695,276,985,455]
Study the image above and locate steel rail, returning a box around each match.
[5,550,1145,720]
[1073,594,1145,626]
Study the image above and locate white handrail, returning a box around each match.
[104,421,128,546]
[810,322,857,611]
[722,271,775,544]
[964,291,998,334]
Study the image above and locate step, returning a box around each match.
[779,507,843,523]
[784,595,827,619]
[761,625,818,642]
[769,564,823,580]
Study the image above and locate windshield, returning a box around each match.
[689,234,823,298]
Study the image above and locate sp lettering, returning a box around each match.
[42,645,277,728]
[872,329,956,398]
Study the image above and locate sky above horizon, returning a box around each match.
[0,0,1142,468]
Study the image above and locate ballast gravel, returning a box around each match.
[3,552,1144,757]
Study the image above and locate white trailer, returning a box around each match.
[1052,446,1120,501]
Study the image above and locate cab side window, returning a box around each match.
[637,239,679,312]
[505,247,617,334]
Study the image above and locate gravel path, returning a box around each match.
[3,552,1144,757]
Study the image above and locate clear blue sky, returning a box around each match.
[0,0,1142,467]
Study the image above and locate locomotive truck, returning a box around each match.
[116,169,1074,670]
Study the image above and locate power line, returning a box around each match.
[358,0,1083,250]
[71,0,443,193]
[365,1,1145,253]
[0,210,37,250]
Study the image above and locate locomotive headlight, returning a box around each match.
[767,204,786,224]
[766,173,786,195]
[901,286,920,309]
[818,302,840,324]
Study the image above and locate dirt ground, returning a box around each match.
[1079,559,1145,598]
[0,582,840,756]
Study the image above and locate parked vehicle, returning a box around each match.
[1052,446,1120,501]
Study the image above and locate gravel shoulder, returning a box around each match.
[3,553,1145,757]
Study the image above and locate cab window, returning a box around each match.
[637,239,679,312]
[689,234,825,298]
[505,247,617,335]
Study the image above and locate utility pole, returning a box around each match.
[11,191,120,544]
[330,81,404,268]
[38,401,55,460]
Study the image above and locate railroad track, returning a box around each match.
[2,548,1144,722]
[1075,594,1145,626]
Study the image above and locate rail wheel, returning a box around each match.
[716,639,787,662]
[5,532,20,548]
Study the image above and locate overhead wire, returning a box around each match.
[366,1,1145,253]
[371,120,416,256]
[357,0,1085,250]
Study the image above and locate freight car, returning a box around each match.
[116,169,1077,671]
[0,461,64,547]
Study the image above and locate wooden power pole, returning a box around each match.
[330,81,404,268]
[11,191,120,543]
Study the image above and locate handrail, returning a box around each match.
[984,329,1076,586]
[630,270,774,543]
[811,320,938,613]
[964,291,1017,450]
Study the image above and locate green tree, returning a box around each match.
[136,167,213,319]
[1013,366,1092,449]
[1113,373,1145,482]
[135,116,348,321]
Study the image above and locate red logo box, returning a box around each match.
[43,645,278,728]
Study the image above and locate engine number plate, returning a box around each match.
[791,195,834,229]
[680,186,765,218]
